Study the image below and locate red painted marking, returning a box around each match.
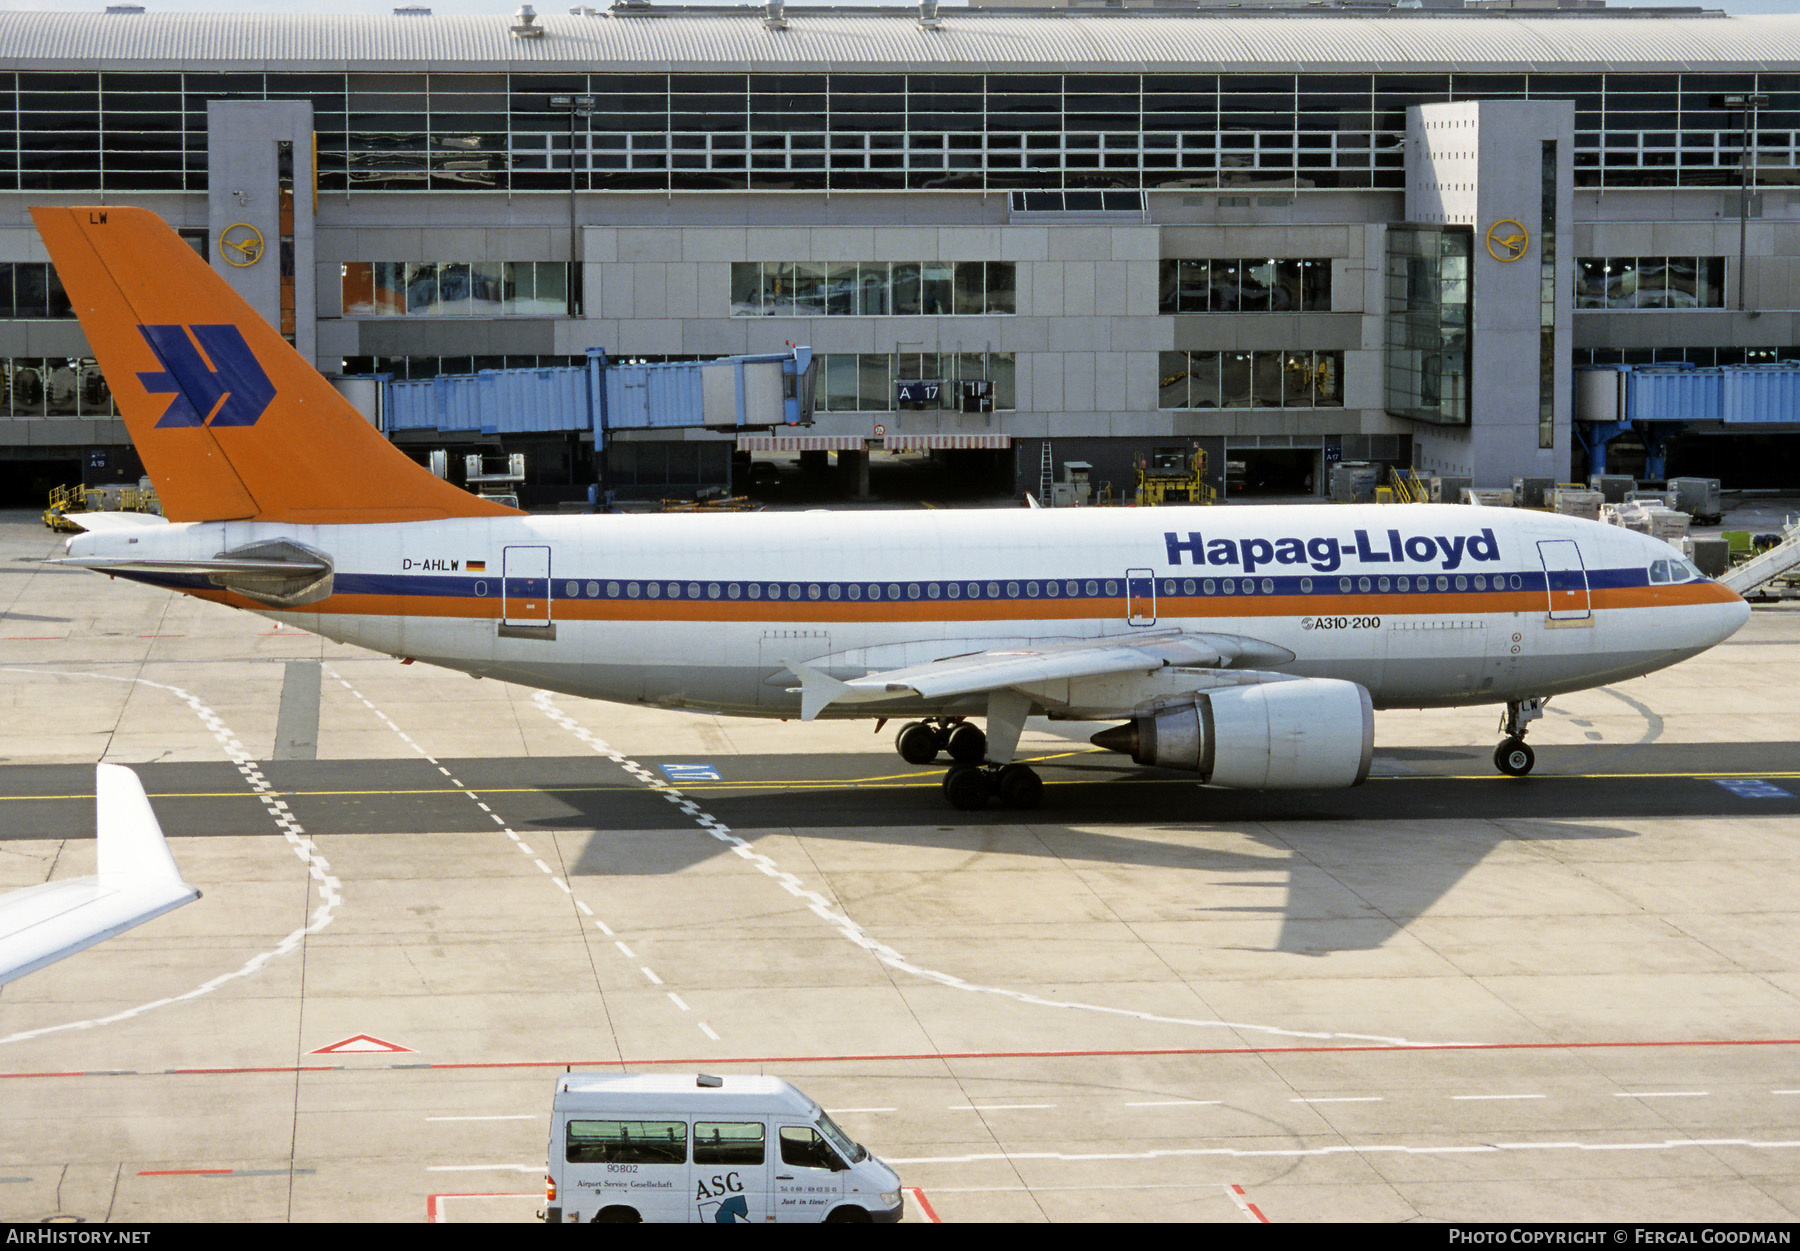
[139,1168,231,1176]
[310,1034,413,1055]
[1230,1183,1271,1224]
[906,1187,941,1223]
[3,1037,1797,1083]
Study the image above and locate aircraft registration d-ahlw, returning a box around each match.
[36,206,1750,810]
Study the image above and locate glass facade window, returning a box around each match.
[730,261,1014,316]
[0,263,74,319]
[1574,345,1800,367]
[0,357,117,417]
[343,353,589,379]
[1575,256,1726,309]
[1386,224,1472,426]
[815,351,1015,411]
[341,261,572,316]
[1159,349,1342,409]
[0,68,1785,195]
[1159,257,1330,313]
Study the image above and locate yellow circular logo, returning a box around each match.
[219,222,265,268]
[1485,220,1530,263]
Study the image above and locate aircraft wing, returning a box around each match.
[789,630,1295,720]
[0,765,199,987]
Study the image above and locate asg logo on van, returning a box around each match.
[136,324,276,429]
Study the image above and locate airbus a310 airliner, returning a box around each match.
[36,206,1749,809]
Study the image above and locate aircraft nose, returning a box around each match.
[1719,587,1752,641]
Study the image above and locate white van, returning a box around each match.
[544,1073,904,1224]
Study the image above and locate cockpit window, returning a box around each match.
[1649,559,1671,584]
[1675,558,1702,582]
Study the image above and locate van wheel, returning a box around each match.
[825,1206,871,1223]
[593,1206,641,1223]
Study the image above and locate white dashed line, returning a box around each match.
[324,669,697,1036]
[1453,1094,1547,1101]
[1292,1097,1384,1104]
[530,690,1440,1049]
[0,669,341,1047]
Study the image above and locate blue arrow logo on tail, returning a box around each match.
[136,324,276,429]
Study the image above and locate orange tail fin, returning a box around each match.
[32,205,517,524]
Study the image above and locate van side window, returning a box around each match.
[566,1119,687,1166]
[779,1126,841,1171]
[693,1121,765,1166]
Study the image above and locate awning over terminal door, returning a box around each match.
[735,435,868,452]
[884,434,1012,451]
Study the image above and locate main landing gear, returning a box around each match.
[894,693,1042,811]
[1495,697,1545,777]
[895,718,986,766]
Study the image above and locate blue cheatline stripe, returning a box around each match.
[120,565,1670,606]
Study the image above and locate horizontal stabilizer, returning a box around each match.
[58,511,171,534]
[0,764,199,987]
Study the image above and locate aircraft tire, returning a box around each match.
[996,764,1043,810]
[943,764,991,810]
[896,721,941,764]
[1495,738,1535,777]
[946,723,987,764]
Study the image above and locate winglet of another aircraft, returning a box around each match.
[0,764,200,987]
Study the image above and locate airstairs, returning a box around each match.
[1719,516,1800,600]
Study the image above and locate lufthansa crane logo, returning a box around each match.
[219,222,265,268]
[1485,220,1530,262]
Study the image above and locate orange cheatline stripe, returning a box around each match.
[199,583,1733,623]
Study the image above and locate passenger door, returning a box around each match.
[774,1124,845,1221]
[501,544,554,636]
[1536,539,1592,622]
[1125,567,1156,627]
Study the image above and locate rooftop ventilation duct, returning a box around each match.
[512,3,545,36]
[392,5,432,14]
[764,0,788,30]
[103,4,146,13]
[919,0,944,30]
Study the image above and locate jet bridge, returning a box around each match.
[380,347,816,442]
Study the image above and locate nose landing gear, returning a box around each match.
[1495,697,1545,777]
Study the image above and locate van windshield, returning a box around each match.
[815,1110,865,1164]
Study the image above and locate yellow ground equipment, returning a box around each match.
[1135,445,1217,507]
[1388,466,1430,503]
[43,482,160,531]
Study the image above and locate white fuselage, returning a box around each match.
[72,503,1749,720]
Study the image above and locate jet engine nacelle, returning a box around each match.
[1090,678,1374,789]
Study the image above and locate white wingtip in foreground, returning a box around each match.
[0,764,200,987]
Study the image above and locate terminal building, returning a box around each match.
[2,4,1799,505]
